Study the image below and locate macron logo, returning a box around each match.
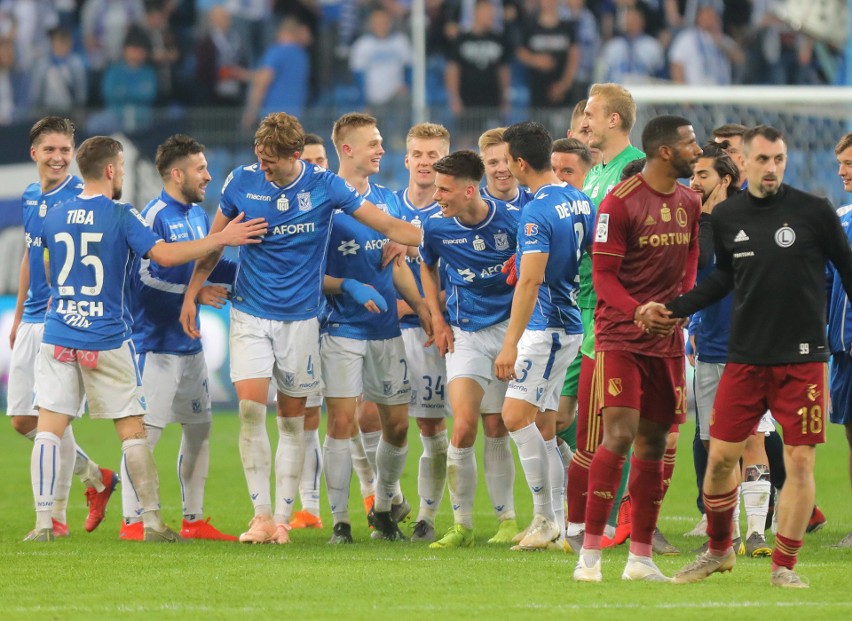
[734,230,749,242]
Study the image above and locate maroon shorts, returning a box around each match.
[576,354,600,453]
[712,362,828,446]
[594,350,686,427]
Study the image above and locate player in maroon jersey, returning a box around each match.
[573,115,701,582]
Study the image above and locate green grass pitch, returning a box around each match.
[0,414,850,620]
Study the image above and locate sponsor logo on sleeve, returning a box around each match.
[595,213,609,243]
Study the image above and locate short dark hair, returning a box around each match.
[304,133,324,146]
[76,136,123,180]
[433,150,485,183]
[743,125,785,150]
[29,116,75,147]
[712,123,747,139]
[155,134,205,179]
[620,158,646,181]
[552,137,593,168]
[641,115,693,159]
[699,143,740,197]
[503,121,552,171]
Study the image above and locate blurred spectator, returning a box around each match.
[669,4,743,85]
[29,28,87,113]
[443,0,522,44]
[195,5,250,106]
[0,0,58,71]
[563,0,599,103]
[139,0,180,100]
[445,0,512,118]
[225,0,275,69]
[745,0,820,85]
[597,5,664,84]
[0,37,22,125]
[517,0,580,108]
[350,8,412,107]
[81,0,146,73]
[95,29,157,132]
[242,17,311,127]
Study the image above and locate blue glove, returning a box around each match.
[341,279,388,312]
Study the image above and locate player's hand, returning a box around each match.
[197,285,229,309]
[219,212,268,246]
[501,254,518,286]
[414,302,433,342]
[341,279,387,314]
[702,183,727,214]
[381,241,408,268]
[397,299,414,319]
[494,345,518,382]
[634,302,677,336]
[431,318,454,356]
[9,318,21,349]
[687,334,696,367]
[180,296,201,339]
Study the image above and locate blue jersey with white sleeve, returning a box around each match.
[42,195,161,351]
[481,186,534,210]
[515,183,593,332]
[219,160,364,321]
[21,175,83,323]
[322,183,401,340]
[420,199,519,331]
[131,190,237,355]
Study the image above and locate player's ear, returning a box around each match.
[30,146,37,163]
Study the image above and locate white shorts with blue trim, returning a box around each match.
[506,329,582,412]
[138,351,212,427]
[445,320,509,414]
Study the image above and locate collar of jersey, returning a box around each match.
[454,199,496,230]
[533,182,567,198]
[403,188,438,211]
[269,160,306,191]
[43,175,74,197]
[159,188,195,211]
[482,186,519,204]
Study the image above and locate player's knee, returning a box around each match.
[10,415,37,436]
[785,446,815,478]
[383,417,408,444]
[417,417,445,437]
[602,429,634,455]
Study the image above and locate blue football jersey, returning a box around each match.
[131,190,237,355]
[480,185,534,210]
[219,160,364,321]
[393,188,443,330]
[21,175,83,323]
[420,199,519,331]
[515,183,594,331]
[322,183,401,340]
[42,195,161,351]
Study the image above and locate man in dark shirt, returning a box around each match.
[640,125,852,588]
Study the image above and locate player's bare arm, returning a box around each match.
[353,200,422,246]
[9,248,29,349]
[323,275,387,315]
[392,260,432,341]
[420,261,452,354]
[495,251,547,381]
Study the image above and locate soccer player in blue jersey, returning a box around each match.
[27,136,266,542]
[494,121,594,550]
[120,135,238,542]
[8,117,117,538]
[321,113,432,543]
[391,122,453,542]
[479,127,533,209]
[180,112,422,545]
[421,150,521,548]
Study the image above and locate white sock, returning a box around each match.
[122,438,165,531]
[32,431,61,530]
[742,479,771,537]
[179,421,211,521]
[375,437,407,512]
[52,426,76,524]
[732,484,742,538]
[73,442,104,491]
[299,429,322,515]
[546,438,566,538]
[274,415,305,524]
[361,429,381,474]
[238,400,272,516]
[566,521,584,537]
[557,438,574,469]
[447,444,477,529]
[122,425,162,523]
[510,423,554,522]
[416,431,448,523]
[483,435,516,520]
[349,433,375,498]
[323,435,352,524]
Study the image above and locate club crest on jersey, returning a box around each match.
[39,201,47,217]
[676,207,688,228]
[524,223,538,237]
[608,378,622,397]
[494,232,509,251]
[411,216,422,229]
[297,191,312,211]
[775,226,795,248]
[660,206,671,222]
[473,235,486,251]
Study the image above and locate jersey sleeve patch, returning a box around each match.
[595,213,610,243]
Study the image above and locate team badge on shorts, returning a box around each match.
[297,191,312,211]
[192,399,202,414]
[284,372,295,388]
[410,389,418,405]
[807,384,820,402]
[383,381,392,396]
[277,196,290,211]
[608,378,622,397]
[494,232,509,251]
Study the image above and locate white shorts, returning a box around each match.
[694,360,776,439]
[402,326,449,419]
[320,334,411,405]
[506,329,582,412]
[138,351,212,427]
[229,308,321,397]
[306,393,323,409]
[35,340,146,420]
[6,321,43,416]
[445,320,509,414]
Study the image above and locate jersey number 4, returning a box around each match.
[54,232,104,296]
